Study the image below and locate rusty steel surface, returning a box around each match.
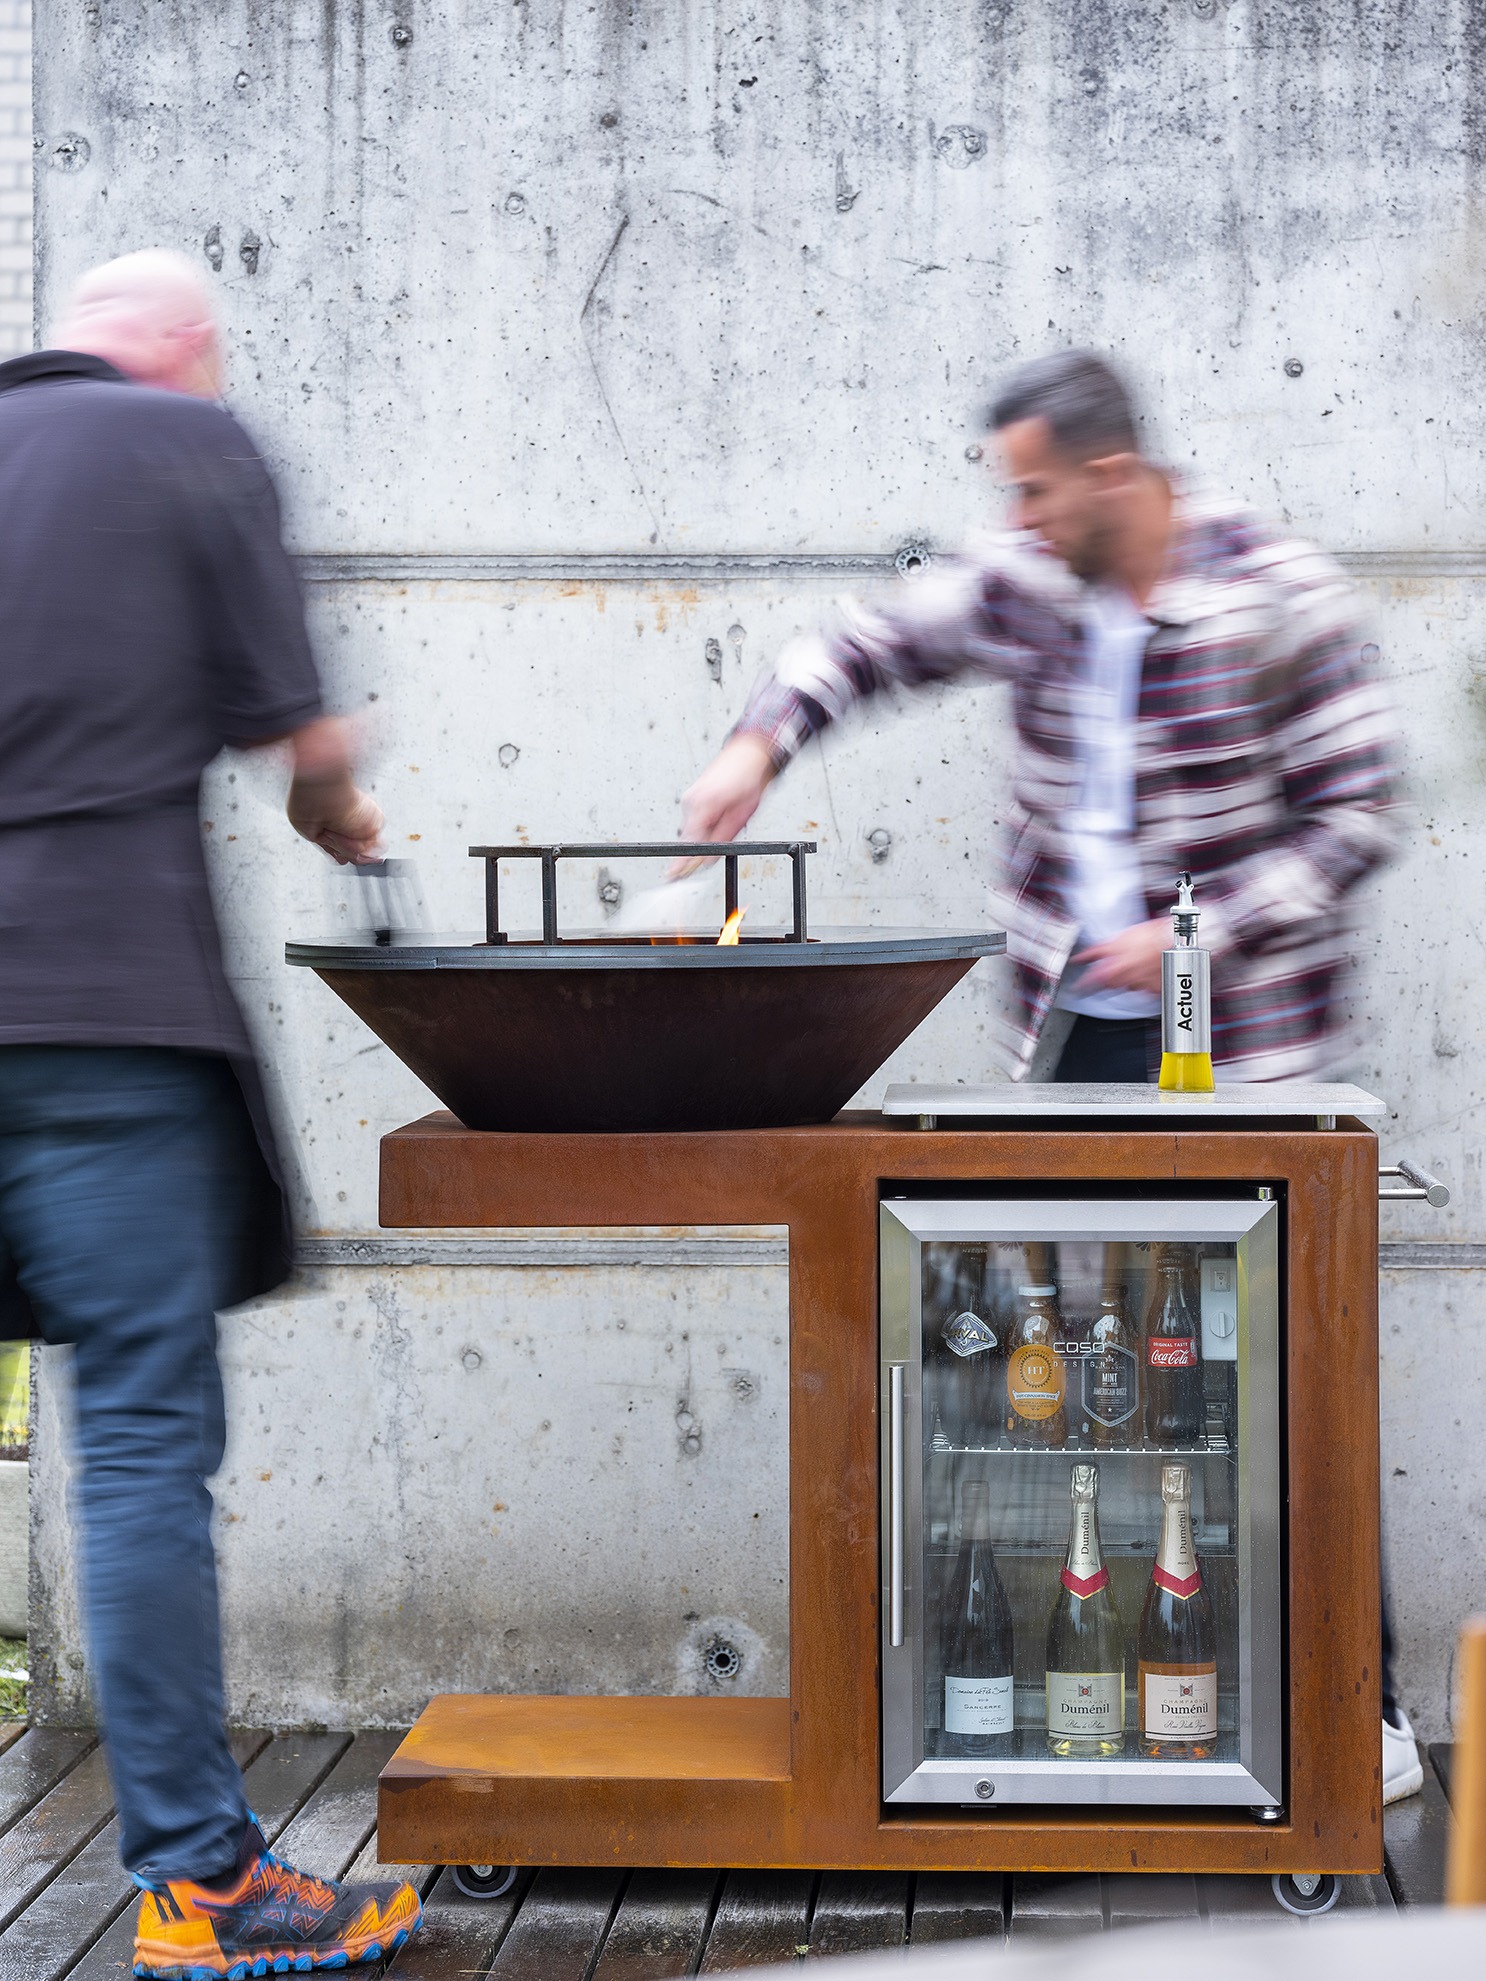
[292,931,998,1130]
[378,1115,1382,1876]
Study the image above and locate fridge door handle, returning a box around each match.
[889,1361,906,1648]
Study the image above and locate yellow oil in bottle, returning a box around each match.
[1158,1050,1214,1093]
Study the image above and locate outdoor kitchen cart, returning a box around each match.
[288,845,1422,1897]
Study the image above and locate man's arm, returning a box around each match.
[682,540,1071,842]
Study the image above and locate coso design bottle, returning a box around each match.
[1082,1289,1140,1449]
[1045,1464,1125,1757]
[1136,1462,1218,1759]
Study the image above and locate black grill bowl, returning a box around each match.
[286,929,1003,1132]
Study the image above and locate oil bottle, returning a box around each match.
[1157,872,1214,1093]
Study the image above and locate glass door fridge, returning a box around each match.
[880,1195,1282,1809]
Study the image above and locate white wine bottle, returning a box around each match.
[940,1478,1016,1756]
[1136,1462,1218,1758]
[1045,1463,1125,1757]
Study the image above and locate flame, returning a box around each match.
[717,907,746,946]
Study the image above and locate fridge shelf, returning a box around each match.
[929,1441,1231,1458]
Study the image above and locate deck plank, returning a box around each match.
[381,1867,531,1981]
[909,1872,1006,1945]
[0,1726,26,1758]
[589,1869,719,1980]
[698,1870,814,1971]
[1383,1758,1451,1908]
[1198,1875,1297,1921]
[808,1872,909,1959]
[486,1868,627,1981]
[1335,1873,1397,1908]
[1105,1873,1201,1927]
[268,1732,405,1882]
[0,1731,95,1843]
[0,1746,115,1935]
[0,1732,268,1981]
[343,1828,438,1894]
[1009,1873,1103,1938]
[67,1731,354,1981]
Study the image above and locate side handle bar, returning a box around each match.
[1380,1159,1451,1208]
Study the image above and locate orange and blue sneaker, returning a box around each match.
[131,1818,422,1978]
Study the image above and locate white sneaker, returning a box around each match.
[1383,1709,1424,1804]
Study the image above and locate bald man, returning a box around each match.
[0,254,423,1969]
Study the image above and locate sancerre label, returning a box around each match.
[1147,1336,1197,1369]
[944,1673,1014,1735]
[1007,1343,1066,1421]
[1142,1667,1217,1739]
[1046,1670,1124,1735]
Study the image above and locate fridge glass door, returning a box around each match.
[880,1197,1281,1808]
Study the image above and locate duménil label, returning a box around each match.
[1046,1671,1123,1734]
[1143,1669,1217,1738]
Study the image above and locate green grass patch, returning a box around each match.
[0,1636,27,1719]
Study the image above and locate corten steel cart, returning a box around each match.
[372,1083,1404,1892]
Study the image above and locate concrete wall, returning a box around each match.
[26,3,1486,1738]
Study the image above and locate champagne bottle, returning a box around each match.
[1004,1285,1067,1448]
[1137,1462,1218,1758]
[940,1305,1003,1450]
[1158,871,1215,1092]
[1045,1464,1125,1757]
[1145,1257,1204,1447]
[1083,1290,1140,1449]
[940,1478,1016,1756]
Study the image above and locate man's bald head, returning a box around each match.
[54,249,223,398]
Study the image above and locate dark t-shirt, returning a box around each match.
[0,350,323,1052]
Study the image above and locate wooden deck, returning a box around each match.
[0,1724,1451,1977]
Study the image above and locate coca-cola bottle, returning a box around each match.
[1004,1285,1067,1448]
[1144,1256,1203,1447]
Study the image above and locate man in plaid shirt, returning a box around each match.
[682,348,1418,1803]
[682,350,1402,1087]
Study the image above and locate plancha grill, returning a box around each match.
[286,842,1005,1132]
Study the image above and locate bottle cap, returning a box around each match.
[1160,1461,1191,1500]
[1017,1284,1057,1297]
[1070,1463,1099,1500]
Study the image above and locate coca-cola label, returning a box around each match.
[1007,1343,1066,1421]
[942,1311,998,1359]
[1142,1667,1217,1739]
[1082,1344,1139,1427]
[1046,1670,1123,1736]
[944,1673,1013,1735]
[1147,1336,1197,1369]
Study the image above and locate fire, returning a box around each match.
[716,908,746,946]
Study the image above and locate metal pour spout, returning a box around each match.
[1170,870,1200,946]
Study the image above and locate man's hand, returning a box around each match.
[1072,917,1168,995]
[672,734,778,875]
[284,716,385,865]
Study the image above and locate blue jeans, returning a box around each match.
[0,1046,253,1882]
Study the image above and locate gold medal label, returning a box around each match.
[1007,1343,1066,1421]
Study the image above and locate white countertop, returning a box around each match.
[881,1080,1387,1122]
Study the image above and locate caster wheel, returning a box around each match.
[452,1863,519,1899]
[1270,1872,1340,1916]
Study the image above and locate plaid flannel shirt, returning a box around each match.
[735,489,1403,1080]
